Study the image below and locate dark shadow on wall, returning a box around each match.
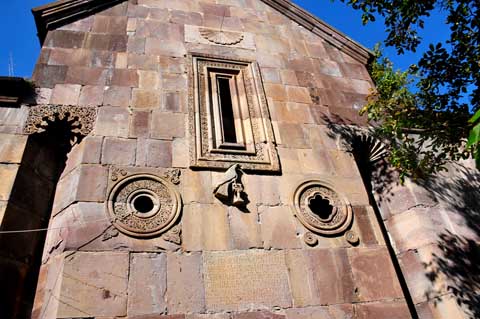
[0,117,76,318]
[323,118,418,318]
[418,164,480,318]
[325,117,480,318]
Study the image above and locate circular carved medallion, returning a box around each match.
[107,174,182,237]
[292,180,352,236]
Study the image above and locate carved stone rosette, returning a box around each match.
[292,180,352,236]
[106,173,182,238]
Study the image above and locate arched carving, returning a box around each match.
[23,105,96,143]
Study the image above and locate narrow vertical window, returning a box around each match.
[189,53,280,172]
[217,77,237,144]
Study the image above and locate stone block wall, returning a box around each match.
[376,159,479,319]
[5,0,469,318]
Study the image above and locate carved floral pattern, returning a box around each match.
[162,225,182,244]
[164,168,181,185]
[24,105,96,137]
[292,180,353,236]
[107,174,182,238]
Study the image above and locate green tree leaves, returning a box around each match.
[336,0,479,179]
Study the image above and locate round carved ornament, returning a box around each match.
[107,174,182,238]
[292,181,352,236]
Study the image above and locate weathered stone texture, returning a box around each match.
[53,165,107,214]
[182,203,231,251]
[259,206,301,249]
[56,252,128,318]
[0,134,27,164]
[19,0,428,318]
[128,253,167,316]
[348,247,404,301]
[167,252,205,313]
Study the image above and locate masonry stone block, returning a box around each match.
[0,164,18,201]
[128,53,159,71]
[144,139,172,168]
[48,48,91,67]
[172,138,189,168]
[167,252,205,314]
[110,68,139,87]
[285,305,354,319]
[259,206,301,249]
[85,33,128,52]
[355,301,411,319]
[130,110,150,138]
[181,170,212,204]
[138,70,160,90]
[95,107,130,137]
[79,85,104,106]
[151,111,186,139]
[285,250,318,307]
[398,244,448,304]
[145,38,187,57]
[128,253,167,316]
[92,15,128,34]
[132,89,161,108]
[45,30,86,49]
[0,134,27,164]
[228,206,262,249]
[102,137,136,165]
[385,207,446,253]
[233,311,286,319]
[50,84,82,105]
[65,66,110,86]
[348,247,403,302]
[31,254,65,319]
[277,123,309,148]
[311,249,356,304]
[104,85,132,107]
[56,252,128,318]
[182,203,232,251]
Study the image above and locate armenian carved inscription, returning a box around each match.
[203,251,291,311]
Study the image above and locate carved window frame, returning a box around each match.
[188,53,280,172]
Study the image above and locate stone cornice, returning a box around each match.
[32,0,373,64]
[32,0,125,43]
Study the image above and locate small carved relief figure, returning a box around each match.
[213,163,247,207]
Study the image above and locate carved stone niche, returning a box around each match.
[292,180,353,236]
[188,53,280,172]
[106,171,182,238]
[23,104,96,141]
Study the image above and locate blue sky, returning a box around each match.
[0,0,449,78]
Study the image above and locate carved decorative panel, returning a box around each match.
[199,28,244,45]
[188,53,280,172]
[24,104,96,136]
[292,180,352,236]
[106,173,182,238]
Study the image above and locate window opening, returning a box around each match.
[217,76,237,144]
[308,195,334,220]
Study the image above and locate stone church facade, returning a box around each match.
[0,0,477,318]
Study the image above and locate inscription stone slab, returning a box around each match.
[203,250,292,311]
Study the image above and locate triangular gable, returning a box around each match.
[32,0,373,64]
